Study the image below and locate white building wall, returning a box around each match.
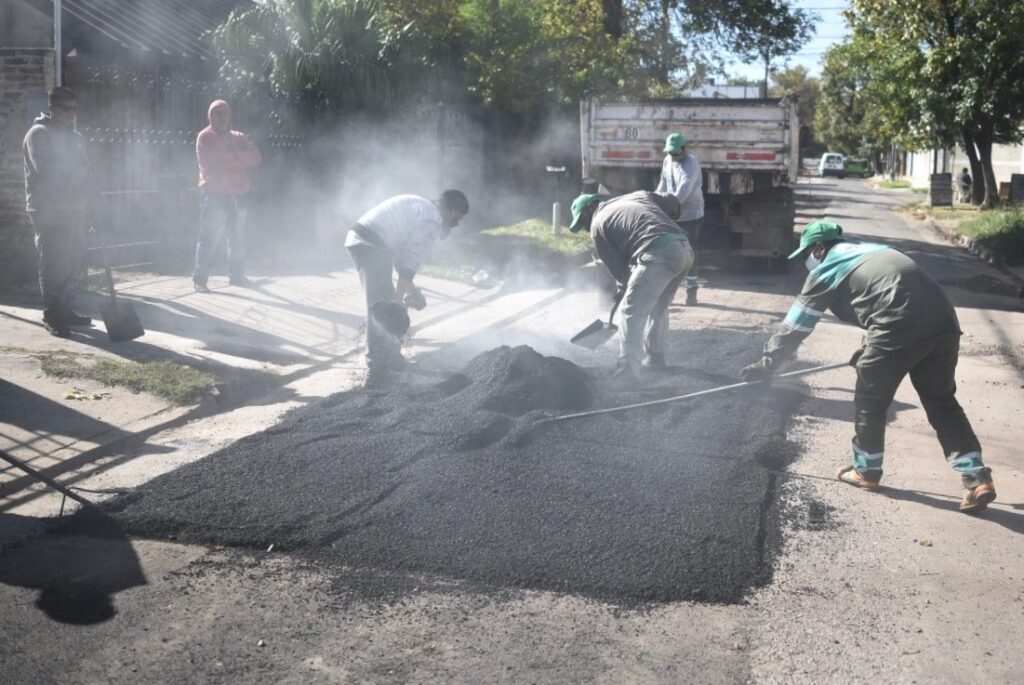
[907,143,1024,187]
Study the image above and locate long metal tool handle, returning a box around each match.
[546,361,850,424]
[607,288,625,325]
[93,223,118,308]
[0,449,95,507]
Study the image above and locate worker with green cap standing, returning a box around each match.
[569,190,693,384]
[656,132,704,305]
[740,221,996,513]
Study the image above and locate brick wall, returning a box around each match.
[0,48,52,286]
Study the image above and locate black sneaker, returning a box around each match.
[43,318,71,338]
[229,276,254,288]
[193,280,210,293]
[65,310,92,326]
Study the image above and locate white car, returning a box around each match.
[818,153,846,179]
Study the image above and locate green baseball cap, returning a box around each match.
[789,221,844,260]
[569,193,600,232]
[664,133,686,153]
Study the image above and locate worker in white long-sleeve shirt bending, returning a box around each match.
[656,133,704,305]
[344,190,469,387]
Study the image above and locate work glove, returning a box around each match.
[848,346,865,367]
[403,287,427,311]
[740,356,774,383]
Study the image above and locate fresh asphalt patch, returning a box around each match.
[105,332,807,606]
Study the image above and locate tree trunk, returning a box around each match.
[602,0,623,39]
[975,122,1000,209]
[961,132,984,206]
[655,0,671,85]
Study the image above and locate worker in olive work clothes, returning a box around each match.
[740,221,996,514]
[569,190,693,386]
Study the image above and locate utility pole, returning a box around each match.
[54,0,62,86]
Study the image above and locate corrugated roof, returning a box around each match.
[60,0,244,60]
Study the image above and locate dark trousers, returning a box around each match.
[30,211,87,321]
[853,335,987,486]
[678,216,703,290]
[347,244,401,369]
[193,193,246,284]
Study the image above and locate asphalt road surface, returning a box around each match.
[2,177,1022,684]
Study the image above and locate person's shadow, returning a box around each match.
[876,487,1024,535]
[0,508,145,624]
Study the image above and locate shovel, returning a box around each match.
[96,225,144,342]
[571,292,623,349]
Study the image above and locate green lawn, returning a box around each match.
[878,180,912,189]
[480,219,593,257]
[427,218,593,285]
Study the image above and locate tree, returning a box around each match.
[815,34,911,161]
[846,0,1024,207]
[769,65,819,134]
[211,0,418,122]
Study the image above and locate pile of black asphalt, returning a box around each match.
[106,334,806,606]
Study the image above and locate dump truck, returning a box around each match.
[580,96,799,269]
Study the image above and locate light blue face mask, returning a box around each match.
[805,253,821,271]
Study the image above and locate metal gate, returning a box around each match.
[69,59,310,272]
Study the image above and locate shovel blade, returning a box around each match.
[570,319,618,349]
[99,300,145,342]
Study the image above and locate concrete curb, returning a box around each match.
[925,216,1024,288]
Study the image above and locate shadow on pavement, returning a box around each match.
[875,487,1024,536]
[0,508,145,624]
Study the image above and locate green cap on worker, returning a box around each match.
[569,193,600,232]
[788,221,844,260]
[664,133,686,153]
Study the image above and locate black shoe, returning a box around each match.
[65,310,92,326]
[229,276,254,288]
[193,280,210,293]
[685,288,698,306]
[363,367,395,389]
[43,318,71,338]
[643,352,667,369]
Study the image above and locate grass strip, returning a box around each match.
[878,180,912,189]
[37,351,218,405]
[479,219,592,257]
[956,209,1024,265]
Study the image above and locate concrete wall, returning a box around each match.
[908,144,1024,189]
[0,47,53,285]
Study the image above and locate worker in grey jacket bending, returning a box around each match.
[345,190,468,386]
[656,133,704,305]
[570,190,693,385]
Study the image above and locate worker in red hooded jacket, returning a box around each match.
[192,99,262,292]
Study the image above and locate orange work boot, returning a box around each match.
[837,465,880,490]
[959,481,996,514]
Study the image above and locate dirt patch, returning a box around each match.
[106,340,805,606]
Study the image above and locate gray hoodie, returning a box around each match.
[23,113,92,215]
